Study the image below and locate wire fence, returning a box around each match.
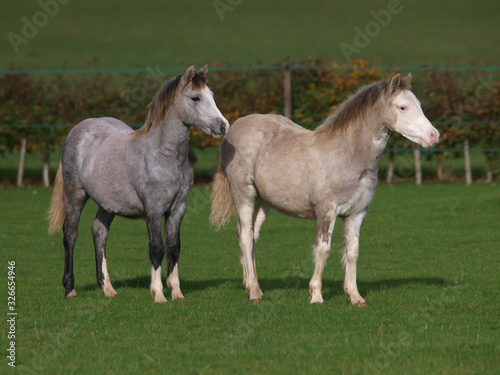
[1,64,499,185]
[1,123,499,154]
[2,65,500,75]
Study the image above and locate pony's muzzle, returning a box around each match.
[220,121,227,136]
[429,128,439,146]
[208,118,229,138]
[218,118,230,136]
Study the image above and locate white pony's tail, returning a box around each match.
[210,161,235,230]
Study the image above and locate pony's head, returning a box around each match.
[385,73,439,148]
[134,65,229,140]
[174,65,229,138]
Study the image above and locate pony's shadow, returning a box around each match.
[80,276,235,293]
[259,276,447,299]
[82,275,447,300]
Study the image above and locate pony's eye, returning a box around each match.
[191,97,200,102]
[400,106,407,111]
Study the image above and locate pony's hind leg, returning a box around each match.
[253,200,270,243]
[342,209,368,307]
[239,200,269,289]
[62,188,88,298]
[165,206,186,301]
[236,202,263,301]
[309,211,337,304]
[92,206,117,298]
[146,213,167,303]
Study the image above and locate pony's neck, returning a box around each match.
[317,102,390,171]
[145,110,191,164]
[351,112,389,160]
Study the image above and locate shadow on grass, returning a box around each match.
[81,275,447,300]
[262,276,448,300]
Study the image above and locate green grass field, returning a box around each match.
[1,0,499,69]
[1,1,499,373]
[1,185,499,374]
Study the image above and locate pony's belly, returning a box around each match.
[90,189,145,217]
[103,201,143,218]
[272,203,315,219]
[257,185,315,219]
[254,153,316,219]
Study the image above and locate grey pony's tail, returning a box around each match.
[48,162,66,235]
[209,161,235,230]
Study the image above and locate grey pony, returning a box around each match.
[49,65,229,303]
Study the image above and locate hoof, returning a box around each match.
[310,299,324,305]
[151,290,168,304]
[102,285,118,298]
[349,298,366,306]
[310,296,324,304]
[346,290,366,307]
[66,289,77,298]
[104,290,118,298]
[247,286,263,302]
[153,295,168,304]
[249,291,263,302]
[171,291,185,301]
[309,291,324,304]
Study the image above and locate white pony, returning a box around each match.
[211,73,439,305]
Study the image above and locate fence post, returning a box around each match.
[43,151,50,187]
[464,138,472,185]
[386,150,394,184]
[16,137,27,187]
[436,152,444,182]
[485,151,493,183]
[283,66,293,119]
[412,143,422,186]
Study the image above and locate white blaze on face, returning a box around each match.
[392,90,440,148]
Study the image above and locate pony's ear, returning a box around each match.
[401,73,412,90]
[389,74,402,93]
[181,65,196,86]
[197,65,208,77]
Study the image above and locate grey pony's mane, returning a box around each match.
[132,71,207,140]
[315,76,411,138]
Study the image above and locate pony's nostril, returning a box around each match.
[220,121,227,135]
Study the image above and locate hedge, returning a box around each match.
[1,59,499,184]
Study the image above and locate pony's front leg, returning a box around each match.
[92,206,117,298]
[309,213,336,304]
[165,206,186,301]
[146,213,167,303]
[342,209,369,307]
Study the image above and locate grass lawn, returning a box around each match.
[1,0,499,69]
[1,184,499,374]
[1,0,499,372]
